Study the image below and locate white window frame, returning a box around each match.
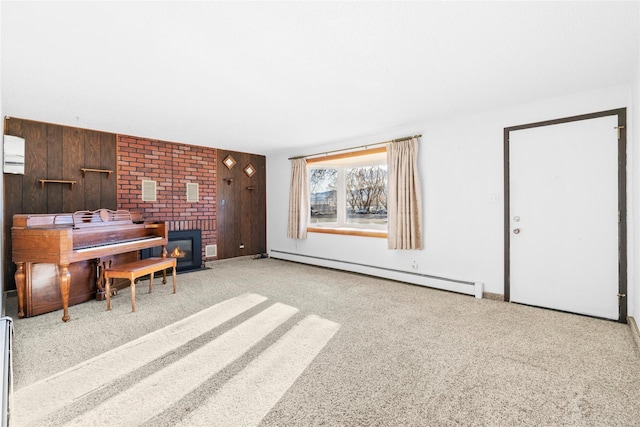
[307,148,388,237]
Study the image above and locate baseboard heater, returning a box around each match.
[0,317,12,427]
[269,250,483,299]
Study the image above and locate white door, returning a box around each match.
[509,115,619,320]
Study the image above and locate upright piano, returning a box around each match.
[12,209,167,322]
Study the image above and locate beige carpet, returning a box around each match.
[6,257,640,426]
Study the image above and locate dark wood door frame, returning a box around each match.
[503,108,627,323]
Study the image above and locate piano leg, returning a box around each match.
[14,262,25,318]
[59,264,71,322]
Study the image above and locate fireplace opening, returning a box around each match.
[141,229,202,273]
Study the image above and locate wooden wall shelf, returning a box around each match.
[80,168,113,178]
[39,180,76,191]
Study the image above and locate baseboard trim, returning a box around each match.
[269,249,483,298]
[482,292,504,301]
[628,316,640,353]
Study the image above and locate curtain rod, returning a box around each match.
[288,134,422,160]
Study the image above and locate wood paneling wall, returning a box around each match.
[3,117,117,290]
[217,150,266,259]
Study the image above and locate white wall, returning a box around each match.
[631,42,640,321]
[267,84,636,314]
[0,1,5,314]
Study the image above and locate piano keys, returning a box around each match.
[12,209,168,322]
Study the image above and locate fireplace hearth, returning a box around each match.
[141,229,202,273]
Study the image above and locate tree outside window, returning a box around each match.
[309,168,337,223]
[345,165,387,225]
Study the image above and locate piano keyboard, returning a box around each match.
[75,236,164,253]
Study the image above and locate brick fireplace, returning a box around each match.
[117,135,217,268]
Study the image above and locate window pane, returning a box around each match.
[309,168,338,223]
[345,165,388,225]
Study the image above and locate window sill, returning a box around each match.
[307,227,387,238]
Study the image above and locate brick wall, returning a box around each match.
[117,135,217,266]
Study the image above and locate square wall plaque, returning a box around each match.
[223,155,236,169]
[244,164,256,177]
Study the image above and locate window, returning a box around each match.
[308,147,388,237]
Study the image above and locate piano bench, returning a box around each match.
[103,257,177,313]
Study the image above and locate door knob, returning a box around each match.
[513,228,521,234]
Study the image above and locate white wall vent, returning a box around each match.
[205,244,217,257]
[141,180,157,201]
[186,183,199,202]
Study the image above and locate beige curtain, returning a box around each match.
[287,158,309,239]
[387,137,423,249]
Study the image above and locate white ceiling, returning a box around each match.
[2,1,639,155]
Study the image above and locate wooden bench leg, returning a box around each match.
[130,278,136,312]
[106,279,112,311]
[149,271,155,293]
[172,268,177,294]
